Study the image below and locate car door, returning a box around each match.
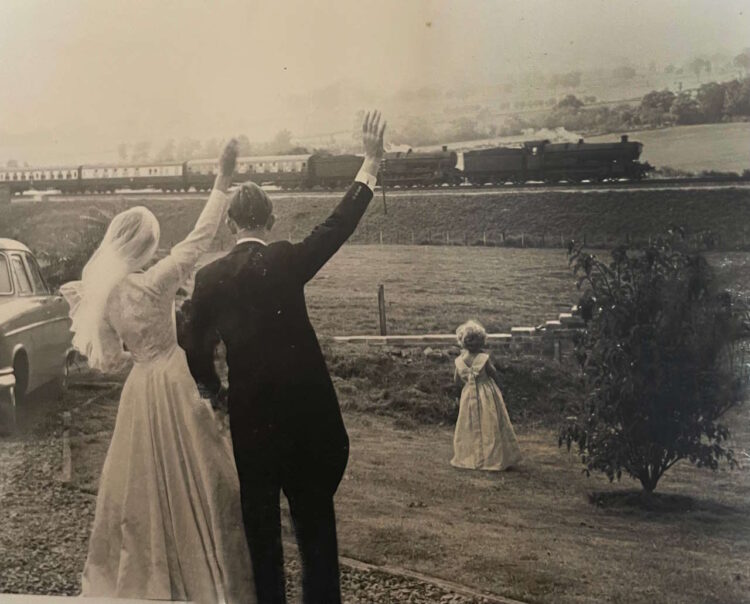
[7,253,45,391]
[22,253,71,386]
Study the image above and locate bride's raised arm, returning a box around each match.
[143,139,239,293]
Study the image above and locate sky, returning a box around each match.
[0,0,747,164]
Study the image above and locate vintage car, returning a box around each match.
[0,239,74,433]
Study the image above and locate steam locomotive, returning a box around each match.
[462,135,650,184]
[0,136,650,195]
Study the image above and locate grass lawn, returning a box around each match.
[336,409,750,604]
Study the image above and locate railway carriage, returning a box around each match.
[307,153,363,188]
[79,162,185,193]
[186,154,310,190]
[0,166,80,195]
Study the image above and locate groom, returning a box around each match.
[184,111,386,603]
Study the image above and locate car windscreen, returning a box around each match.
[10,255,33,294]
[24,253,49,294]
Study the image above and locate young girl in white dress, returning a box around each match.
[451,320,521,471]
[61,140,255,603]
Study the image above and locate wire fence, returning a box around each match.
[327,228,750,251]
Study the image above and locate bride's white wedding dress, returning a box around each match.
[63,189,255,603]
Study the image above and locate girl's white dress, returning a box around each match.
[66,189,255,603]
[451,353,521,471]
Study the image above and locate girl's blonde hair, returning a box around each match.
[456,319,487,352]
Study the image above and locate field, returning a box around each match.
[297,247,750,335]
[298,246,578,334]
[590,122,750,174]
[4,186,750,261]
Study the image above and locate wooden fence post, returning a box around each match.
[483,230,487,246]
[379,230,383,245]
[411,230,415,245]
[521,233,525,248]
[377,284,387,336]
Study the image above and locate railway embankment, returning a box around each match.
[3,185,750,253]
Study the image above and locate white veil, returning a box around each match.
[60,206,160,371]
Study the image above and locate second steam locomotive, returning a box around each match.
[0,136,650,195]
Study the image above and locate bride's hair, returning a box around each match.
[62,206,161,371]
[456,320,486,352]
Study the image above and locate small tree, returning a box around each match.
[556,94,584,111]
[733,51,750,75]
[560,231,746,493]
[696,82,727,123]
[670,92,703,125]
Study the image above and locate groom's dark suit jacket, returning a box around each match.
[183,182,373,492]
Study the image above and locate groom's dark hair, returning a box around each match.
[229,182,273,229]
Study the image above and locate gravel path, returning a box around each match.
[0,388,505,603]
[0,431,94,595]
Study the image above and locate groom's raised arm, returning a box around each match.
[291,111,386,283]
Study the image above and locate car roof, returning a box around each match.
[0,238,32,253]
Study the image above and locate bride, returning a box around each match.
[61,140,255,603]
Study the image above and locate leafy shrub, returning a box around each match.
[560,231,747,493]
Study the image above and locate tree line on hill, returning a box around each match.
[525,76,750,135]
[379,77,750,148]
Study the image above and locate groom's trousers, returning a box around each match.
[231,409,348,604]
[227,377,349,604]
[237,478,342,604]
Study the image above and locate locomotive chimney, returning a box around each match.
[578,138,584,144]
[442,145,448,152]
[621,134,629,143]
